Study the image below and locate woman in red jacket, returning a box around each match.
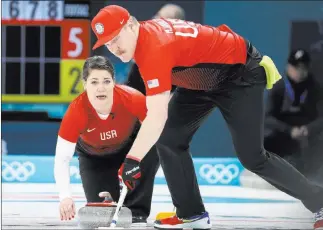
[54,56,159,226]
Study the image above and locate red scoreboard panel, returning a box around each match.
[2,0,90,103]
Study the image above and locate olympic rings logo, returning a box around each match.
[2,161,36,182]
[199,164,240,184]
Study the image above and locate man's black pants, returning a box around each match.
[78,145,159,218]
[157,62,323,218]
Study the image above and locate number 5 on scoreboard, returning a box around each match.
[62,20,90,59]
[68,28,83,58]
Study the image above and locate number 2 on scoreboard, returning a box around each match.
[69,67,81,94]
[60,60,85,99]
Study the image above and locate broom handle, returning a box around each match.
[110,185,128,228]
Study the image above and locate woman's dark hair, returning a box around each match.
[82,56,115,81]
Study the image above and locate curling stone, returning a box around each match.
[77,191,132,229]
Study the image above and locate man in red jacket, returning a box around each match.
[91,5,323,229]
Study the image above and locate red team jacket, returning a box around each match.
[58,85,147,155]
[134,19,248,96]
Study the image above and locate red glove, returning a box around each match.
[118,156,141,191]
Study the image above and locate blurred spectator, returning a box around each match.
[125,3,185,95]
[153,3,185,20]
[264,49,323,182]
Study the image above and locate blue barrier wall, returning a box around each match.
[2,155,245,186]
[2,122,60,155]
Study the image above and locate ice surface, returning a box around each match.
[2,184,314,229]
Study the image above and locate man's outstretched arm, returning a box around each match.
[127,90,170,160]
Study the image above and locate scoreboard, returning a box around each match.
[1,0,90,103]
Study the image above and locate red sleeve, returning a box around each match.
[130,89,147,122]
[117,85,147,122]
[217,24,234,33]
[58,101,87,143]
[138,45,174,96]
